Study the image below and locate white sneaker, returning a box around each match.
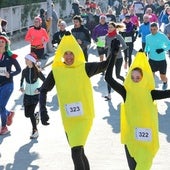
[30,130,39,139]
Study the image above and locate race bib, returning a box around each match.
[65,102,83,117]
[135,128,152,142]
[0,67,7,76]
[125,36,132,43]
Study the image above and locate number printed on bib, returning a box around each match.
[65,102,83,117]
[124,36,132,43]
[135,128,152,141]
[0,67,7,76]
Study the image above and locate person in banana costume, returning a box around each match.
[105,38,170,170]
[39,31,111,169]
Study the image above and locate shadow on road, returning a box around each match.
[103,101,120,134]
[5,140,39,170]
[158,100,170,143]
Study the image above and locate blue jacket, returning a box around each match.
[138,22,151,43]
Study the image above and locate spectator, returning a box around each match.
[51,3,58,36]
[39,8,47,30]
[0,18,7,32]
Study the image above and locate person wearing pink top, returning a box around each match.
[25,16,49,60]
[129,7,139,28]
[145,8,158,23]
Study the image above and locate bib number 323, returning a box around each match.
[65,102,83,117]
[135,128,152,142]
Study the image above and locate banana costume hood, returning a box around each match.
[52,34,94,147]
[121,52,159,170]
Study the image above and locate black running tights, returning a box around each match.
[124,145,137,170]
[71,145,90,170]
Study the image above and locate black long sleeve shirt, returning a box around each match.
[0,52,21,86]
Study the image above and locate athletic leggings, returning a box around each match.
[123,42,134,67]
[71,146,90,170]
[124,145,136,170]
[107,58,124,94]
[24,104,37,131]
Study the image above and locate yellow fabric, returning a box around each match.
[52,34,85,67]
[52,34,94,147]
[121,52,159,170]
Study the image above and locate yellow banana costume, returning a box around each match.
[52,34,94,147]
[121,52,159,170]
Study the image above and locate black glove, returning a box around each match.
[65,31,71,36]
[156,48,164,54]
[111,38,120,54]
[138,49,143,52]
[41,111,50,125]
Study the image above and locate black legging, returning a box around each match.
[71,146,90,170]
[124,42,134,67]
[107,58,124,94]
[124,145,137,170]
[24,104,37,131]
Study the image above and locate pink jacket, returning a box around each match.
[130,15,139,27]
[148,13,158,22]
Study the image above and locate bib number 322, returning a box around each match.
[135,128,152,142]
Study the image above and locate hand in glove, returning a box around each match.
[138,49,144,52]
[156,48,164,54]
[111,38,120,54]
[41,111,50,125]
[64,31,71,36]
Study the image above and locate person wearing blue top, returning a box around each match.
[138,14,151,50]
[145,22,170,90]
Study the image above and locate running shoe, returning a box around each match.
[30,130,39,139]
[0,126,10,135]
[7,111,15,126]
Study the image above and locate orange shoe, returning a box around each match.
[0,126,10,135]
[7,111,15,126]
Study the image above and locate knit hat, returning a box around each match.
[60,21,67,27]
[34,16,42,24]
[99,14,107,20]
[0,32,10,44]
[25,52,38,63]
[125,14,131,19]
